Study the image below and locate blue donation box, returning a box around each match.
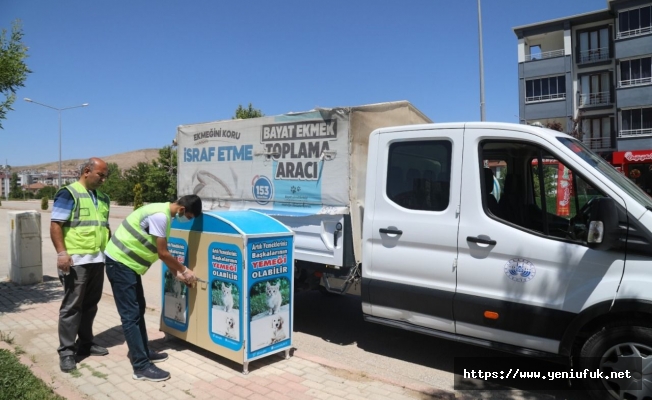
[160,210,294,373]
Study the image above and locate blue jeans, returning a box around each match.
[105,257,151,371]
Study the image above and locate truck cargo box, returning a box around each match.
[177,101,431,269]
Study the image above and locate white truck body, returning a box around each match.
[177,101,431,272]
[179,113,652,398]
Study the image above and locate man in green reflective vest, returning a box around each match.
[51,157,110,373]
[104,195,201,382]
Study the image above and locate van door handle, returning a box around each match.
[380,228,403,235]
[467,236,496,246]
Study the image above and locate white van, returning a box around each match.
[361,122,652,399]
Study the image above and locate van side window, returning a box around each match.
[481,140,606,242]
[387,140,452,211]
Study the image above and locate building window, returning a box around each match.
[620,107,652,137]
[578,27,610,63]
[619,56,652,87]
[525,76,566,103]
[579,72,611,106]
[618,5,652,39]
[582,116,613,150]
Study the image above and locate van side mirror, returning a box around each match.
[587,197,618,250]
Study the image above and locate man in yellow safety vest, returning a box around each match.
[51,157,110,373]
[103,195,201,382]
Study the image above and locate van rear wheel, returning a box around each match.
[579,324,652,399]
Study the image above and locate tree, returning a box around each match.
[233,103,263,119]
[145,145,177,202]
[36,185,57,199]
[0,21,31,129]
[133,183,143,210]
[40,196,48,210]
[8,172,20,199]
[100,163,132,205]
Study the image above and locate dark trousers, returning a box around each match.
[58,262,105,357]
[105,257,152,371]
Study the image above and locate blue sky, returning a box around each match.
[1,0,607,166]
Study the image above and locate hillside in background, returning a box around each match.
[11,148,162,173]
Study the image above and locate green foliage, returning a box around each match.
[233,103,263,119]
[133,183,143,210]
[0,349,66,400]
[249,278,290,318]
[0,21,31,130]
[40,196,48,210]
[97,163,130,205]
[36,185,56,199]
[8,172,20,199]
[211,281,240,309]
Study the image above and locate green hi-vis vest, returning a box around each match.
[60,181,110,255]
[105,203,170,275]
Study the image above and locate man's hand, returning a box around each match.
[181,268,197,286]
[175,268,197,287]
[57,251,73,274]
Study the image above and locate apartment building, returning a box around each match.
[514,0,652,192]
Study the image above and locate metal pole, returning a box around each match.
[478,0,486,121]
[23,98,88,189]
[58,110,62,189]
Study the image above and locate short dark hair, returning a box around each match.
[176,194,202,216]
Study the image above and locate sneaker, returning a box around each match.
[128,351,169,363]
[60,355,76,372]
[149,351,168,363]
[77,344,109,356]
[132,365,171,382]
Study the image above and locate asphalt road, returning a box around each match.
[0,200,590,399]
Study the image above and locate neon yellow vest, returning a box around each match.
[105,203,170,275]
[60,181,110,255]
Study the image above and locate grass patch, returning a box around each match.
[79,363,107,380]
[0,331,14,345]
[0,349,65,400]
[69,369,82,378]
[14,346,25,356]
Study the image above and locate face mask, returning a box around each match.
[176,212,190,223]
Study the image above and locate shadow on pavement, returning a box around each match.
[0,275,64,314]
[293,290,590,400]
[93,325,126,350]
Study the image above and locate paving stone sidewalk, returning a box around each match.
[0,278,449,400]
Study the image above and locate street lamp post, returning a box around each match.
[24,98,89,189]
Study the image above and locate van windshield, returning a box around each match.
[558,137,652,210]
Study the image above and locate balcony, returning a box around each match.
[579,91,611,107]
[619,128,652,138]
[583,137,613,151]
[619,77,652,88]
[578,47,610,64]
[525,93,566,103]
[617,26,652,39]
[525,49,565,62]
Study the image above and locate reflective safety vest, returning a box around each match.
[60,181,110,255]
[104,203,170,275]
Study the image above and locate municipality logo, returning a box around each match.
[504,258,536,282]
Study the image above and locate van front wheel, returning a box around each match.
[579,324,652,399]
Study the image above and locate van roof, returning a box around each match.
[372,122,574,141]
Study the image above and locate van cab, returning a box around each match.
[362,122,652,398]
